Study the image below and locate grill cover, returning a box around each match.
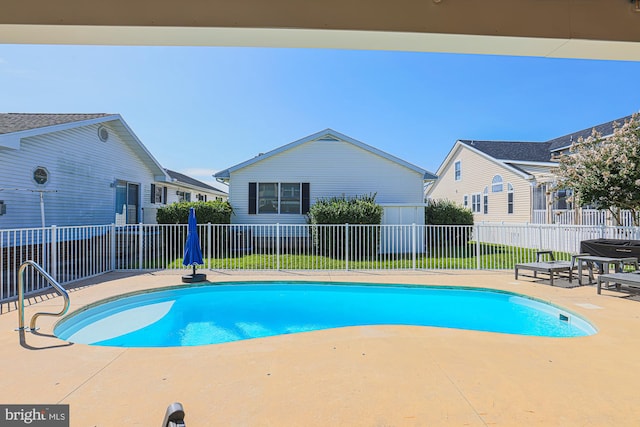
[580,239,640,258]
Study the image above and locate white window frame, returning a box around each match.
[491,175,504,193]
[507,183,514,214]
[154,185,166,204]
[483,187,489,214]
[463,194,468,208]
[454,160,461,181]
[471,193,481,213]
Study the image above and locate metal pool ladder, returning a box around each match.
[16,260,70,332]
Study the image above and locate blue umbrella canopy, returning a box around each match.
[183,207,203,272]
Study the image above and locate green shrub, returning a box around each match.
[156,201,233,224]
[307,194,383,258]
[425,199,473,247]
[307,193,383,225]
[425,199,474,225]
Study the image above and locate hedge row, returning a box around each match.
[156,201,233,224]
[307,194,383,225]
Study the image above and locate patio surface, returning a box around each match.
[1,269,640,426]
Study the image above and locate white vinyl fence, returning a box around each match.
[3,222,640,304]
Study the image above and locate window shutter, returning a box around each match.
[150,184,156,203]
[302,183,310,214]
[248,182,257,214]
[163,186,168,204]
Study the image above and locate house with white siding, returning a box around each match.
[426,114,633,224]
[144,169,228,223]
[214,129,437,226]
[0,113,172,228]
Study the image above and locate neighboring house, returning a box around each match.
[0,113,171,228]
[144,169,229,223]
[426,114,633,224]
[214,129,437,226]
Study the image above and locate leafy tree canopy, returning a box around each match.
[553,113,640,225]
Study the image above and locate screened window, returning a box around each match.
[507,183,514,214]
[483,187,489,214]
[280,183,301,214]
[533,184,547,210]
[258,183,278,213]
[491,175,503,192]
[454,161,461,181]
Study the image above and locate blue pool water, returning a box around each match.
[54,282,597,347]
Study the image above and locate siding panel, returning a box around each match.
[428,146,534,223]
[229,139,424,224]
[0,123,157,228]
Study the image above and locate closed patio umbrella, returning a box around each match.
[182,207,206,283]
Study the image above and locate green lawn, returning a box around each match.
[163,243,558,270]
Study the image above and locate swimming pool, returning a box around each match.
[54,282,597,347]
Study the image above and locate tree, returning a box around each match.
[553,113,640,225]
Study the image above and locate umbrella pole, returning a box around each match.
[192,264,196,276]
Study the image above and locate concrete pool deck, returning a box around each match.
[1,269,640,426]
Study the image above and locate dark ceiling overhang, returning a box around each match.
[2,0,640,60]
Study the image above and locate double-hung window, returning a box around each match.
[483,187,489,214]
[491,175,503,193]
[471,193,481,213]
[258,183,279,214]
[454,161,461,181]
[507,183,514,214]
[150,184,167,205]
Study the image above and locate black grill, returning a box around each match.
[580,239,640,258]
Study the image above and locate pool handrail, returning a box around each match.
[16,260,70,332]
[161,402,186,427]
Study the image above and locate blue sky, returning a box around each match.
[1,44,639,184]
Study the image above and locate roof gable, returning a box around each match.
[445,141,537,179]
[215,129,437,180]
[0,112,170,181]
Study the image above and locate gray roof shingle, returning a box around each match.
[0,113,111,134]
[165,169,228,194]
[547,114,634,152]
[459,139,553,163]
